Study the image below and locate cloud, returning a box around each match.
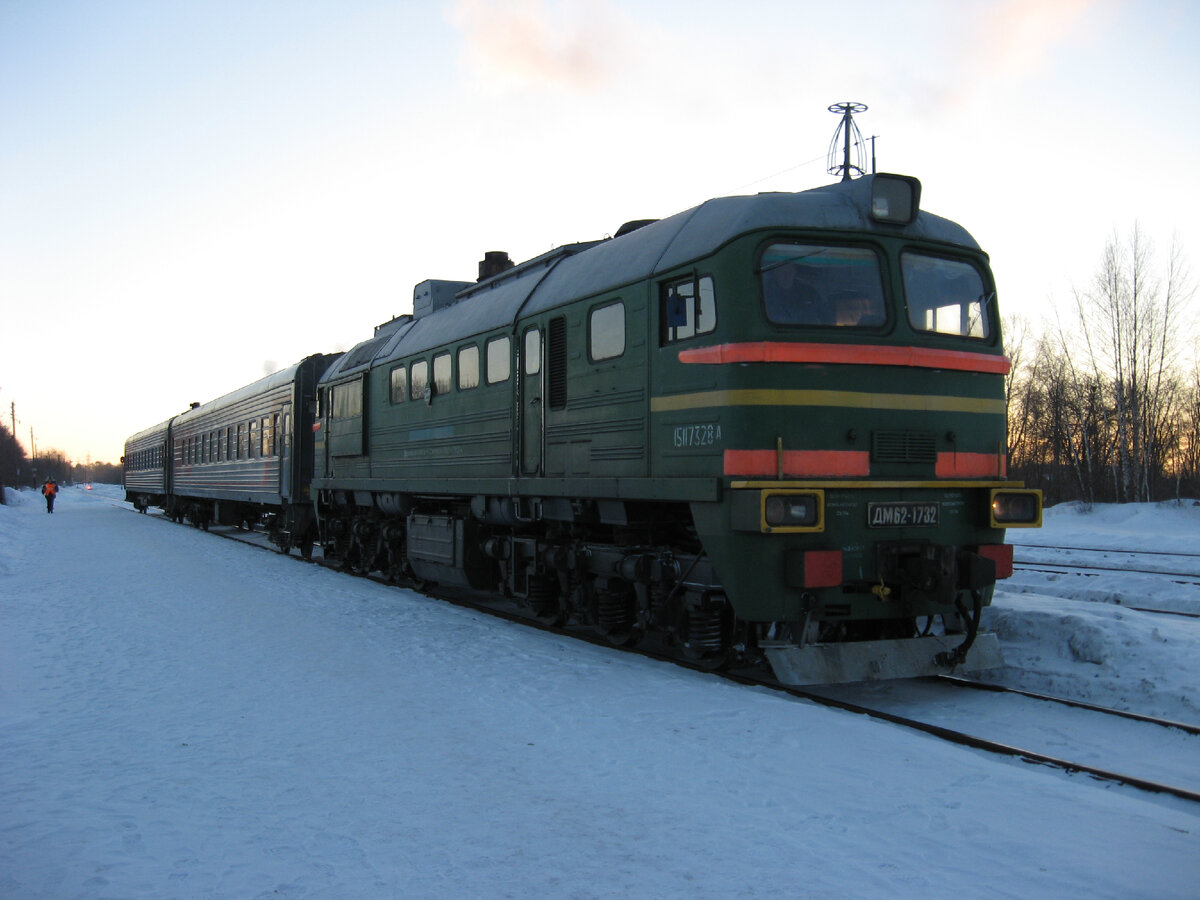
[877,0,1109,124]
[448,0,630,94]
[973,0,1102,78]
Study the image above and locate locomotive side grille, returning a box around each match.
[548,316,568,410]
[871,430,937,463]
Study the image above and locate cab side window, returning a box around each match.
[661,275,716,344]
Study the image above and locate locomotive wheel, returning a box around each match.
[535,600,568,628]
[526,573,567,626]
[602,626,642,647]
[682,645,729,670]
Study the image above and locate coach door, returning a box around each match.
[520,325,542,475]
[279,404,293,499]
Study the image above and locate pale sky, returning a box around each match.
[2,0,1197,464]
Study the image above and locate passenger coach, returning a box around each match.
[124,354,339,553]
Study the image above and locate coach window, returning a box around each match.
[661,275,716,344]
[390,365,407,404]
[901,252,991,339]
[410,360,428,401]
[458,344,480,391]
[486,335,511,384]
[235,423,244,459]
[760,243,886,328]
[249,420,259,458]
[589,301,625,361]
[262,416,273,456]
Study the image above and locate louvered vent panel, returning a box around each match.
[871,430,937,463]
[548,316,568,410]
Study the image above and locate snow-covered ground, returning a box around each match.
[1,486,1197,899]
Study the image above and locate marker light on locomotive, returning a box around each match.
[763,491,822,531]
[869,174,922,225]
[989,489,1044,527]
[731,490,825,534]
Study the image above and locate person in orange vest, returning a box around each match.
[41,477,58,513]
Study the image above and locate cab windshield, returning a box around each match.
[760,243,886,328]
[901,252,991,339]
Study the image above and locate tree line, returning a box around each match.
[1006,227,1198,505]
[0,424,123,503]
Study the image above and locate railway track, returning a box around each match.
[801,675,1200,805]
[1011,542,1200,561]
[1011,545,1200,581]
[1010,542,1200,617]
[139,508,1200,807]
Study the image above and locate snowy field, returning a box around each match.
[1,485,1198,899]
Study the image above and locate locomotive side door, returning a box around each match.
[520,325,542,475]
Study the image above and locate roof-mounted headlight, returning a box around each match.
[870,174,921,225]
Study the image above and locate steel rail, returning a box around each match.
[933,675,1200,735]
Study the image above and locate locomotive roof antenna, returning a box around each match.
[827,101,868,181]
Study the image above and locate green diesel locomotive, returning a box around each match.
[309,173,1041,684]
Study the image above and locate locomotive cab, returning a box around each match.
[664,174,1042,682]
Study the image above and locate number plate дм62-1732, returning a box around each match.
[867,502,940,528]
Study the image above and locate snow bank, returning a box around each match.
[1,489,1197,898]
